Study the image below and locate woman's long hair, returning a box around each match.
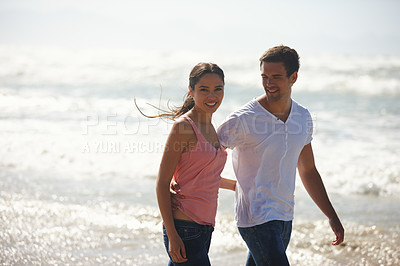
[135,62,224,120]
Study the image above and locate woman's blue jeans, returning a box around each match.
[163,219,214,266]
[238,220,292,266]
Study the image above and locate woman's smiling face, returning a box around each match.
[190,73,224,114]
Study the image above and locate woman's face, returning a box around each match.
[189,73,224,115]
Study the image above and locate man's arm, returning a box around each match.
[217,114,245,150]
[297,143,345,245]
[220,177,236,191]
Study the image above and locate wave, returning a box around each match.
[1,46,400,99]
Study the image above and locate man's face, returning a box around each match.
[260,61,297,102]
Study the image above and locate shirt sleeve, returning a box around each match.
[217,114,245,149]
[305,111,313,145]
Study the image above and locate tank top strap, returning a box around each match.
[181,114,205,142]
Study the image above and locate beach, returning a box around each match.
[0,46,399,265]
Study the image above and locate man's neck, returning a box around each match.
[257,95,292,122]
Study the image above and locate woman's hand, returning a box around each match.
[168,233,187,263]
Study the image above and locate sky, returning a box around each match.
[1,0,399,56]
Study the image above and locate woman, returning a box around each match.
[146,63,235,265]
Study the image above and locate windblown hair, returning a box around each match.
[259,45,300,77]
[135,62,224,120]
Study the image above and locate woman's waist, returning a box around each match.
[176,193,219,207]
[173,203,217,226]
[177,189,219,205]
[173,209,194,222]
[171,216,214,231]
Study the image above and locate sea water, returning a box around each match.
[0,46,399,265]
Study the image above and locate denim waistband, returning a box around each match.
[172,219,214,231]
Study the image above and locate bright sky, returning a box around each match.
[1,0,399,56]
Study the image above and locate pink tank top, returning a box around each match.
[173,115,227,226]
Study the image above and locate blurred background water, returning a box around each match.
[0,46,399,265]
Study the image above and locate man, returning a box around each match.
[217,45,344,265]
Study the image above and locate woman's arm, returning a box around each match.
[156,120,193,263]
[220,177,236,191]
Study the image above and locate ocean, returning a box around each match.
[0,46,399,265]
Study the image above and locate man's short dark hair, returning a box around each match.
[259,45,300,77]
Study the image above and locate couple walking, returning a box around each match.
[153,45,344,265]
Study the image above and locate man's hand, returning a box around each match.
[170,180,181,194]
[329,216,344,245]
[170,180,184,210]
